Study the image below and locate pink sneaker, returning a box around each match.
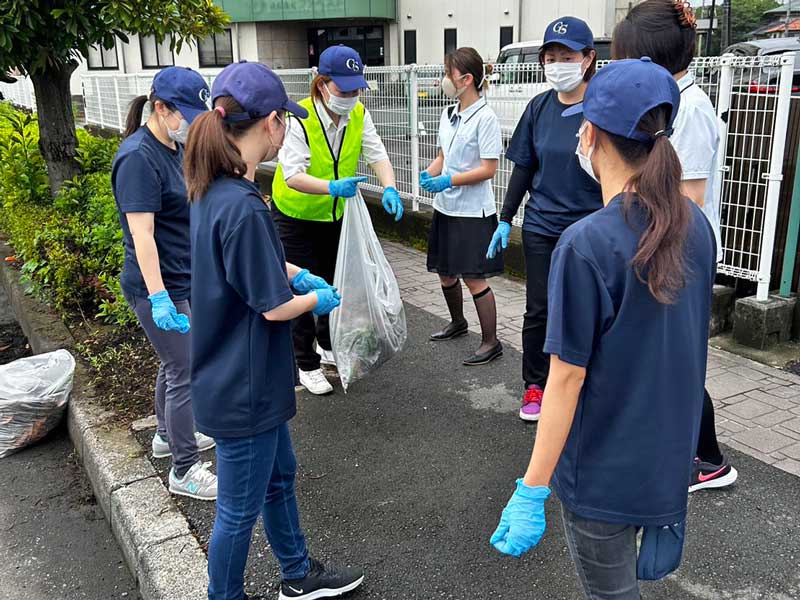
[519,385,543,421]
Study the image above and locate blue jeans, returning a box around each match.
[561,506,641,600]
[208,423,310,600]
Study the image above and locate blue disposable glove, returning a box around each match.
[328,176,368,199]
[486,221,512,259]
[148,290,190,334]
[291,269,334,294]
[490,479,551,557]
[382,186,404,221]
[420,172,452,194]
[312,288,342,316]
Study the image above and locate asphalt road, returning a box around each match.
[0,283,139,600]
[139,304,800,600]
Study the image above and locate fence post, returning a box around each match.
[715,54,734,250]
[113,77,122,132]
[95,78,105,129]
[757,52,796,301]
[780,132,800,297]
[409,66,420,212]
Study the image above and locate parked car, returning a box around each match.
[488,38,612,134]
[723,38,800,96]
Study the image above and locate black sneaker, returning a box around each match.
[689,457,738,493]
[279,558,364,600]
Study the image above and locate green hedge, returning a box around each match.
[0,103,134,326]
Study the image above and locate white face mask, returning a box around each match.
[324,84,359,116]
[575,123,598,183]
[263,115,286,162]
[545,61,585,93]
[441,74,469,99]
[162,112,190,145]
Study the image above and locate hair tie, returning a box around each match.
[653,128,674,139]
[673,1,697,29]
[214,105,226,118]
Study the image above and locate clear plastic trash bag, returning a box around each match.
[0,349,75,458]
[330,191,407,391]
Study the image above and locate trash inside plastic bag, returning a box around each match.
[330,191,407,391]
[0,349,75,458]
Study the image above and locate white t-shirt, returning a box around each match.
[670,73,724,262]
[434,96,503,218]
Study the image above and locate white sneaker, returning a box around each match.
[168,461,217,501]
[152,432,217,459]
[299,368,334,395]
[316,346,337,367]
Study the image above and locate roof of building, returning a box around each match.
[765,1,800,16]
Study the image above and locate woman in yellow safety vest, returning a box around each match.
[272,45,403,396]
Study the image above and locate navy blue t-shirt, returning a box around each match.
[545,194,715,526]
[111,126,191,300]
[505,90,603,237]
[190,176,296,438]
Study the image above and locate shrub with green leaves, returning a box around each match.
[0,103,132,325]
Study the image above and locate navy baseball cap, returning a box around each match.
[318,45,368,93]
[152,67,210,124]
[211,61,308,121]
[542,16,594,52]
[562,57,681,143]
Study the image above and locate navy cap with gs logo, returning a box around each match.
[542,16,594,52]
[151,66,210,124]
[318,45,369,93]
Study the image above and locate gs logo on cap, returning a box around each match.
[199,88,211,105]
[552,21,568,35]
[345,58,361,72]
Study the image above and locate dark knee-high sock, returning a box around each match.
[442,280,466,326]
[472,287,498,349]
[696,389,724,465]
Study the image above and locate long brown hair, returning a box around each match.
[444,47,493,92]
[612,0,697,74]
[310,73,333,102]
[183,97,261,201]
[599,104,690,304]
[123,92,176,138]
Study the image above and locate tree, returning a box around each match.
[0,1,228,193]
[729,0,779,45]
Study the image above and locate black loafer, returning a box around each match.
[463,342,503,366]
[430,321,469,341]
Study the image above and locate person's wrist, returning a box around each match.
[148,289,168,301]
[518,477,550,497]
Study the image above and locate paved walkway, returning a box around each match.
[384,241,800,477]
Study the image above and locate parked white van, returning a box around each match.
[488,38,612,135]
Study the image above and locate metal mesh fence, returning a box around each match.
[0,76,36,110]
[29,54,796,286]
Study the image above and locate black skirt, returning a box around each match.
[427,210,505,279]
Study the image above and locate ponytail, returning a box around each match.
[123,93,177,138]
[184,96,260,201]
[602,104,690,304]
[123,95,148,138]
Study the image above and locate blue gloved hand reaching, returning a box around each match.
[329,176,368,198]
[419,171,453,194]
[291,269,335,294]
[148,290,191,334]
[486,221,512,259]
[312,288,342,316]
[490,479,551,557]
[382,186,404,221]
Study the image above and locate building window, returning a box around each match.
[141,35,174,69]
[444,28,457,55]
[404,30,417,64]
[198,29,233,68]
[87,43,118,70]
[500,26,514,51]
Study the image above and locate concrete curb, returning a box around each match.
[0,240,209,600]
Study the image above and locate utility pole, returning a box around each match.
[722,0,731,50]
[706,0,717,56]
[786,0,793,37]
